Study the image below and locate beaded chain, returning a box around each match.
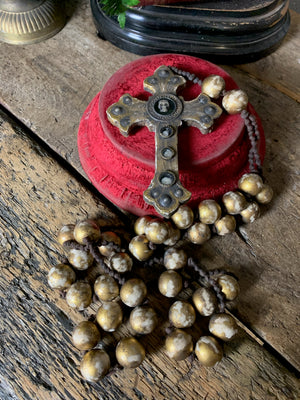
[46,66,274,382]
[169,66,263,175]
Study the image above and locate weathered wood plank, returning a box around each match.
[0,110,299,400]
[0,0,299,370]
[236,10,300,103]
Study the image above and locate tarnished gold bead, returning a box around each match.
[218,275,239,301]
[94,274,119,301]
[215,215,236,235]
[80,349,110,382]
[165,329,193,361]
[110,252,133,273]
[198,199,222,224]
[240,202,260,223]
[48,264,76,289]
[171,205,194,229]
[116,337,145,368]
[195,336,223,367]
[222,89,248,114]
[72,321,101,351]
[57,224,75,245]
[129,235,153,261]
[73,219,101,244]
[187,222,211,244]
[209,313,238,341]
[238,173,263,196]
[129,306,158,335]
[222,191,247,215]
[134,216,153,235]
[145,219,169,244]
[163,222,181,246]
[120,279,147,307]
[169,301,196,328]
[158,270,183,298]
[192,287,218,316]
[98,231,121,258]
[66,281,92,310]
[164,248,187,270]
[202,75,225,99]
[68,249,93,271]
[96,302,123,332]
[256,184,273,204]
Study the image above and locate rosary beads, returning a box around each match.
[47,172,272,382]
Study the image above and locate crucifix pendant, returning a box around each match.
[107,66,222,218]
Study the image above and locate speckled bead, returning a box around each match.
[163,222,181,246]
[110,252,133,273]
[73,219,101,244]
[116,337,145,368]
[198,199,222,224]
[165,329,193,361]
[57,224,75,245]
[80,349,110,382]
[195,336,223,367]
[192,287,218,316]
[48,264,76,290]
[120,279,147,307]
[129,306,158,335]
[129,235,153,261]
[218,275,240,301]
[222,191,247,215]
[145,219,170,244]
[164,248,187,270]
[238,173,263,196]
[68,249,94,270]
[222,89,248,114]
[201,75,225,99]
[209,313,238,341]
[98,231,121,258]
[171,205,194,229]
[240,202,260,223]
[215,215,236,235]
[256,184,273,204]
[94,274,119,301]
[134,216,153,235]
[187,222,211,244]
[169,301,196,328]
[72,321,101,351]
[66,281,92,310]
[96,302,123,332]
[158,270,183,298]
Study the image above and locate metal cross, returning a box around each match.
[107,66,222,218]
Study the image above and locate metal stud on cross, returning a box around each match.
[107,66,222,218]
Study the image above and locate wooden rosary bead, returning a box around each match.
[165,329,193,361]
[72,321,101,351]
[116,337,145,368]
[195,336,223,367]
[73,219,101,244]
[80,349,110,382]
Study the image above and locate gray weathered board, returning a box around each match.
[0,0,299,398]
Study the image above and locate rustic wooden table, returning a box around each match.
[0,1,299,399]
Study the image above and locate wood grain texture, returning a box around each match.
[0,0,299,371]
[0,110,299,400]
[236,10,300,103]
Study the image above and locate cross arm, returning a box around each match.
[106,94,148,137]
[181,93,222,134]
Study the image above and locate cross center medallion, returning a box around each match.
[107,66,222,218]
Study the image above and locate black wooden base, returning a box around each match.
[90,0,290,63]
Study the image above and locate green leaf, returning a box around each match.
[117,12,126,28]
[123,0,139,6]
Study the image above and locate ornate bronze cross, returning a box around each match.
[107,66,222,218]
